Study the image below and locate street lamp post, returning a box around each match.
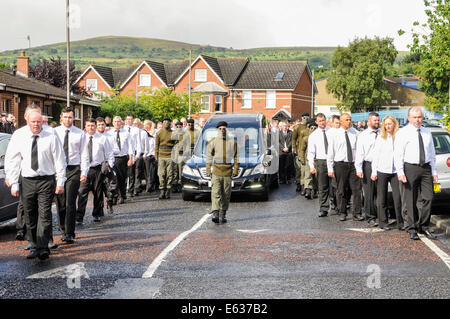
[66,0,71,109]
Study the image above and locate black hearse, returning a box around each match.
[181,113,279,201]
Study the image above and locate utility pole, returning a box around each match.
[66,0,71,108]
[311,68,315,117]
[27,35,31,49]
[188,48,192,118]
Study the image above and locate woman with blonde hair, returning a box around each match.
[371,115,404,231]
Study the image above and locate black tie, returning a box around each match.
[418,128,425,165]
[116,130,121,151]
[345,131,353,162]
[323,130,328,154]
[88,136,93,163]
[64,129,69,164]
[31,135,39,171]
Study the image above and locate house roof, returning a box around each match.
[192,82,228,94]
[232,61,307,90]
[91,65,115,88]
[0,69,97,105]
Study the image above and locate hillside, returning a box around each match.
[0,36,336,70]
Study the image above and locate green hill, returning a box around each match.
[0,36,336,70]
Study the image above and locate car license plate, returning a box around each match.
[434,183,441,193]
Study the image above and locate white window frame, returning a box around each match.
[86,79,98,91]
[266,90,276,109]
[139,74,151,87]
[242,91,252,109]
[201,95,210,113]
[215,95,223,112]
[74,108,81,120]
[195,69,207,82]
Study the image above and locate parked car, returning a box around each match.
[0,133,19,223]
[181,113,278,201]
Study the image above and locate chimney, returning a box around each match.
[16,50,29,78]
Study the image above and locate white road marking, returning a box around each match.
[418,234,450,271]
[26,262,89,279]
[236,229,270,233]
[347,228,384,233]
[142,213,210,279]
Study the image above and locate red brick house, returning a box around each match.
[0,51,100,128]
[75,54,317,121]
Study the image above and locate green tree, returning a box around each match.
[0,62,8,69]
[399,0,449,113]
[326,37,398,112]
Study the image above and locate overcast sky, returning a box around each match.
[1,0,428,52]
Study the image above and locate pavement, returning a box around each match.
[431,214,450,236]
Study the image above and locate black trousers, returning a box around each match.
[114,156,129,199]
[279,153,291,182]
[334,162,362,216]
[377,172,403,228]
[16,196,26,236]
[144,156,157,191]
[362,161,377,221]
[103,169,118,206]
[127,158,136,194]
[315,159,330,212]
[56,165,80,238]
[21,175,55,253]
[76,166,105,220]
[134,154,146,192]
[404,163,434,233]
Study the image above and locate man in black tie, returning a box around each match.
[5,111,66,260]
[76,119,114,224]
[327,113,364,222]
[394,107,438,240]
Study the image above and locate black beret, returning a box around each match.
[216,121,228,128]
[176,121,183,126]
[163,118,171,122]
[187,118,195,124]
[302,112,310,117]
[307,119,318,127]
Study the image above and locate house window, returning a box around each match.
[266,90,276,109]
[391,100,398,104]
[4,99,12,113]
[242,91,252,109]
[33,100,41,107]
[139,74,151,87]
[195,69,207,82]
[86,79,98,91]
[201,95,210,113]
[44,104,51,116]
[74,108,81,120]
[215,95,223,112]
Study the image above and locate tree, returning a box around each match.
[0,62,8,69]
[399,0,449,113]
[29,56,86,95]
[326,37,398,112]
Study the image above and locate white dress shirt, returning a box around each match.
[147,133,155,157]
[394,124,437,176]
[124,125,142,155]
[371,134,396,176]
[355,127,380,173]
[106,128,134,158]
[54,125,90,177]
[327,127,359,172]
[86,132,115,168]
[137,128,149,156]
[307,127,330,169]
[5,126,66,192]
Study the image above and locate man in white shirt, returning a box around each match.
[132,118,148,196]
[327,113,364,222]
[394,107,438,240]
[5,111,66,260]
[143,120,156,193]
[76,118,114,224]
[54,107,89,244]
[124,114,141,197]
[107,116,134,204]
[308,113,331,217]
[355,112,380,226]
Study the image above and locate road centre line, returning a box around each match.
[419,234,450,271]
[142,213,210,279]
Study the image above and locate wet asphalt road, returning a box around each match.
[0,183,449,299]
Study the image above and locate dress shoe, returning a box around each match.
[300,188,306,196]
[118,197,125,204]
[339,215,347,222]
[381,226,392,231]
[211,211,220,224]
[38,249,50,261]
[15,232,25,241]
[312,190,318,199]
[296,184,302,192]
[76,219,83,226]
[93,216,101,222]
[304,189,312,200]
[129,192,135,198]
[24,243,32,250]
[48,241,58,250]
[165,189,171,199]
[410,232,420,240]
[107,205,114,214]
[26,250,39,259]
[159,189,166,199]
[219,210,227,224]
[423,229,437,240]
[62,235,75,244]
[353,215,365,221]
[318,211,328,217]
[368,219,378,227]
[279,180,286,185]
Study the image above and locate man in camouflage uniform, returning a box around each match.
[206,121,239,224]
[155,118,177,199]
[292,112,310,193]
[299,119,317,199]
[181,118,201,162]
[171,121,184,193]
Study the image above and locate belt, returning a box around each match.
[335,161,354,165]
[159,146,172,150]
[115,155,128,159]
[314,159,327,162]
[89,165,101,170]
[405,162,430,168]
[67,165,80,169]
[23,175,55,181]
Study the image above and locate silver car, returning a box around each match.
[430,127,450,203]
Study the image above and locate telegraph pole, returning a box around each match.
[66,0,71,108]
[188,48,192,118]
